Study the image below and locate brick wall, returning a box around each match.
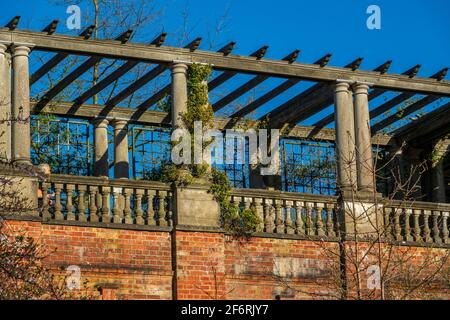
[4,220,449,300]
[5,220,173,300]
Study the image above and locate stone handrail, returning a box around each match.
[231,188,339,238]
[383,199,450,244]
[39,174,173,227]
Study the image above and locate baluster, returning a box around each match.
[101,187,111,223]
[66,184,75,221]
[244,197,251,210]
[89,186,99,222]
[54,183,63,220]
[253,198,264,232]
[295,201,304,235]
[166,191,173,227]
[41,181,51,220]
[305,202,313,236]
[284,200,294,235]
[412,209,422,242]
[423,210,432,243]
[274,200,283,234]
[135,189,144,225]
[112,187,122,224]
[158,191,168,227]
[325,203,335,237]
[123,188,132,224]
[393,208,402,241]
[383,207,393,239]
[147,190,156,226]
[316,203,325,236]
[432,210,441,244]
[96,190,103,214]
[77,185,87,222]
[404,209,412,241]
[334,203,341,238]
[442,212,449,244]
[264,198,274,233]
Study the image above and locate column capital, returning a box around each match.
[111,118,128,128]
[335,81,351,92]
[92,118,109,128]
[352,82,372,95]
[171,61,189,74]
[11,43,34,57]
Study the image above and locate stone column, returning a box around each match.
[11,44,33,165]
[353,82,375,192]
[112,119,129,179]
[0,43,11,161]
[334,80,357,190]
[93,118,109,177]
[171,62,188,129]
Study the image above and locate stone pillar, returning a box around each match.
[0,44,11,161]
[171,62,188,129]
[11,44,33,165]
[334,80,357,190]
[112,119,129,179]
[93,118,109,177]
[353,82,375,192]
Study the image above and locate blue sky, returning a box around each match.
[4,0,449,75]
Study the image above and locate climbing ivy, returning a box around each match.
[163,63,261,237]
[209,168,261,237]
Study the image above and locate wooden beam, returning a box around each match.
[150,32,167,46]
[230,54,332,119]
[103,37,205,109]
[73,60,140,105]
[208,45,269,92]
[267,57,363,127]
[212,50,300,112]
[312,63,422,127]
[29,100,394,145]
[218,42,236,56]
[393,101,450,145]
[42,20,59,35]
[371,95,440,133]
[5,16,20,30]
[75,31,168,105]
[35,29,135,111]
[30,25,96,85]
[1,29,449,96]
[136,45,272,112]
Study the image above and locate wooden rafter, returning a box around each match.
[229,54,332,119]
[2,29,450,96]
[212,50,300,112]
[312,64,423,128]
[35,29,133,111]
[208,45,269,92]
[371,95,441,133]
[267,57,364,127]
[136,45,270,111]
[101,37,203,110]
[30,25,96,85]
[393,101,450,145]
[73,33,169,105]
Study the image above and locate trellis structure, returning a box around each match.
[0,16,449,202]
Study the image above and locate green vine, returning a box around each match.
[209,168,261,237]
[162,63,260,237]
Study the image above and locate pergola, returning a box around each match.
[0,17,449,201]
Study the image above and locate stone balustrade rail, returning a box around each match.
[39,174,172,227]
